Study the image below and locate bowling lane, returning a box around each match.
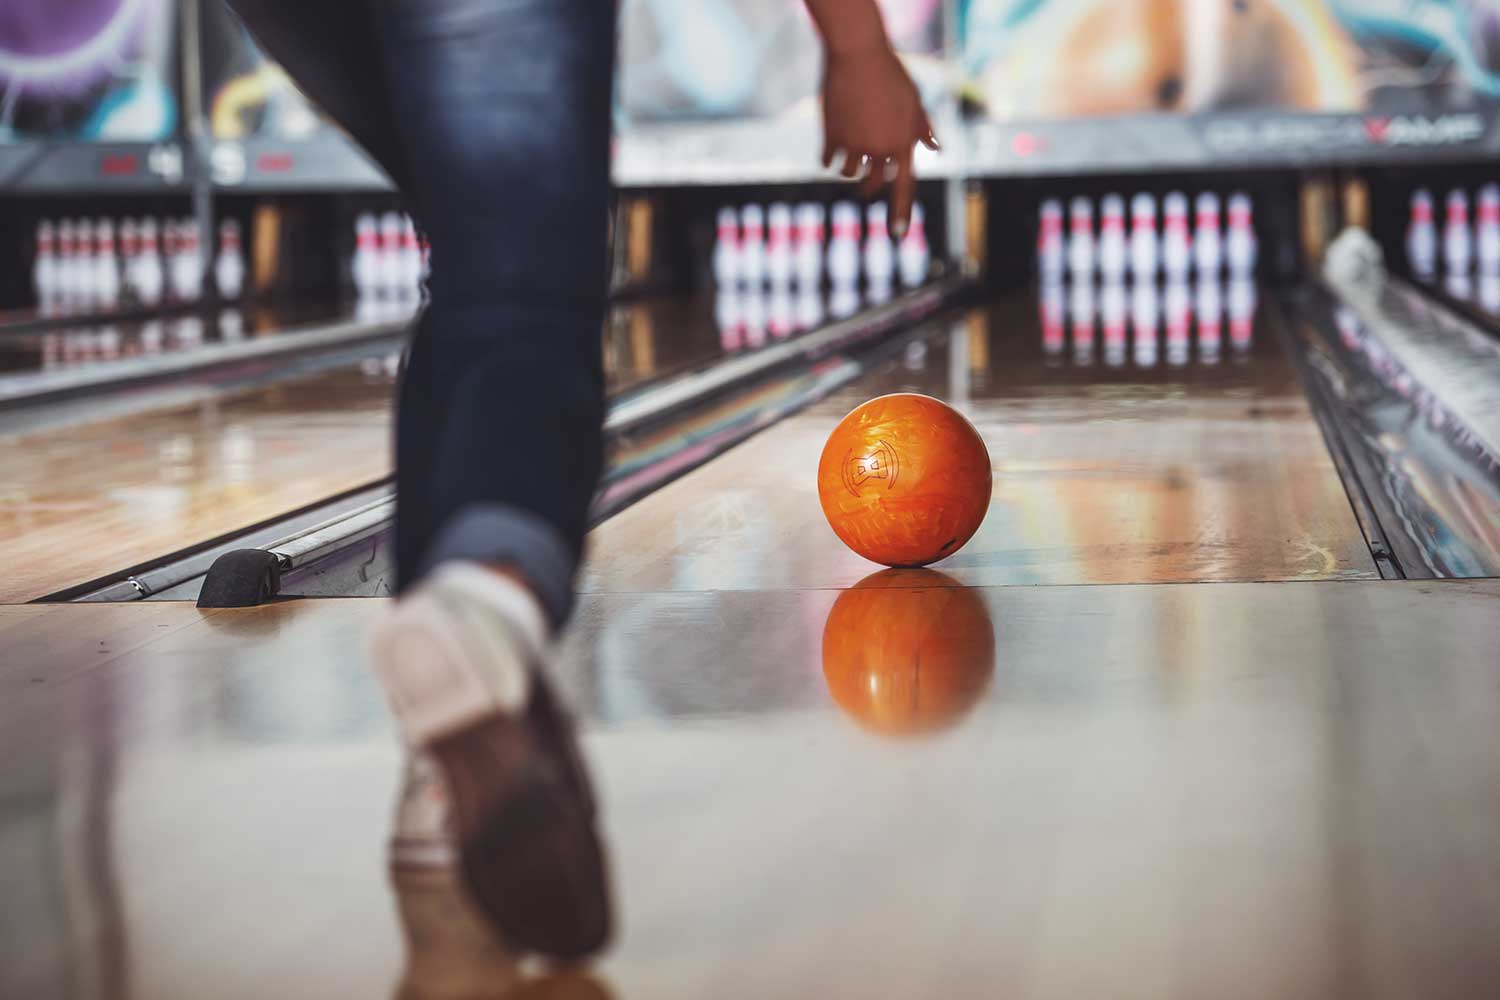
[7,580,1500,998]
[582,281,1377,593]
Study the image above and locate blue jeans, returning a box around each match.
[229,0,617,625]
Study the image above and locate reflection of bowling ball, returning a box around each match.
[823,570,995,735]
[817,393,992,567]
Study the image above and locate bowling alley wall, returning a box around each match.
[5,0,1500,311]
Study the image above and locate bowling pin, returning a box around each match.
[94,218,120,309]
[400,216,423,298]
[1406,189,1437,281]
[1097,194,1127,282]
[1479,271,1500,315]
[353,213,381,300]
[1444,271,1473,301]
[76,219,97,306]
[181,218,205,300]
[829,282,859,320]
[766,203,794,287]
[1162,191,1191,280]
[1477,184,1500,273]
[215,219,246,300]
[379,211,404,297]
[1225,192,1257,276]
[795,202,825,289]
[863,202,894,287]
[826,201,861,288]
[1067,196,1094,281]
[1069,277,1096,358]
[1037,198,1065,281]
[136,218,164,306]
[1129,193,1158,283]
[739,205,766,288]
[1443,189,1471,276]
[1193,192,1222,277]
[33,220,58,306]
[712,206,740,287]
[898,203,930,288]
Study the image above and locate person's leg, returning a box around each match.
[371,0,615,622]
[360,0,617,959]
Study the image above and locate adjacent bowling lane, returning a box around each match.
[7,577,1500,998]
[582,283,1376,594]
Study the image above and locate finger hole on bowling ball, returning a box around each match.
[1156,75,1183,109]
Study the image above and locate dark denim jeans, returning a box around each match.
[229,0,617,625]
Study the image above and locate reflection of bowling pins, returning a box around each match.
[742,284,767,347]
[1098,194,1127,282]
[1037,198,1065,281]
[1194,275,1222,356]
[712,206,740,287]
[1129,193,1158,283]
[740,204,766,287]
[1407,189,1436,281]
[1162,191,1191,280]
[1101,279,1127,367]
[1443,189,1471,276]
[1067,196,1094,281]
[827,202,860,287]
[768,282,793,338]
[1069,278,1095,360]
[795,202,824,289]
[898,203,930,288]
[714,285,742,350]
[766,203,794,287]
[830,282,859,320]
[1477,184,1500,274]
[1478,271,1500,315]
[1193,192,1221,277]
[1040,279,1065,357]
[1132,280,1159,367]
[1164,278,1190,366]
[1225,192,1256,276]
[796,285,824,330]
[1228,276,1256,353]
[864,203,894,286]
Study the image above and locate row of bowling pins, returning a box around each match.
[1041,275,1259,366]
[1405,185,1500,281]
[713,201,931,291]
[1039,191,1257,284]
[33,217,247,312]
[352,211,429,301]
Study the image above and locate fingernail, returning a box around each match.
[892,220,907,238]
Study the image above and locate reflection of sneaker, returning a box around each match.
[371,563,611,960]
[390,752,457,871]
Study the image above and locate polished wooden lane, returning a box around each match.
[582,290,1376,593]
[4,579,1500,998]
[0,362,399,603]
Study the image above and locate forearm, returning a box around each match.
[802,0,891,57]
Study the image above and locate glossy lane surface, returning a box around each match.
[583,289,1376,594]
[6,580,1500,998]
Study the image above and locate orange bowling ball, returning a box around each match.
[817,393,992,566]
[822,569,996,735]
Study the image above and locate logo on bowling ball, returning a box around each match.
[841,440,899,497]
